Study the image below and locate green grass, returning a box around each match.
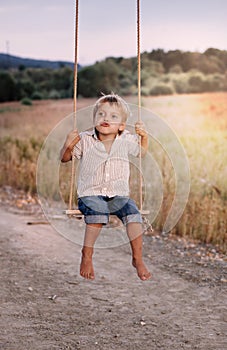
[0,106,21,113]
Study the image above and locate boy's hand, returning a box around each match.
[60,129,80,162]
[135,121,149,157]
[135,121,147,138]
[66,129,80,149]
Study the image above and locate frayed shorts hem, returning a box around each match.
[84,215,109,225]
[121,213,143,225]
[84,213,143,225]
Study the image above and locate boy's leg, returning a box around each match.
[80,223,102,280]
[126,222,151,281]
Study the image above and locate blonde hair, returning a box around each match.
[93,93,131,122]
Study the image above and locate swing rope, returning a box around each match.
[137,0,143,212]
[67,0,145,216]
[68,0,79,211]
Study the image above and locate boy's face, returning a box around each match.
[94,102,126,136]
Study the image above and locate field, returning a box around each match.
[0,93,226,252]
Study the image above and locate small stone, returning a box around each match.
[220,278,227,283]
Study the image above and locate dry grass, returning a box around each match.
[143,92,227,251]
[0,93,226,252]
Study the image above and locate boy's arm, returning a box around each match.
[60,129,80,162]
[135,121,148,157]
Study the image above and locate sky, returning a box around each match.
[0,0,227,65]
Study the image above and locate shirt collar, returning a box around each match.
[87,128,128,140]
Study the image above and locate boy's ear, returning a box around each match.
[119,122,126,131]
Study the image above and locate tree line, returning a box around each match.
[1,48,227,102]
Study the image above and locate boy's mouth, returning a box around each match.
[100,122,110,127]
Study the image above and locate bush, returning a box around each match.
[141,86,150,96]
[48,89,61,99]
[19,78,35,97]
[31,91,43,100]
[150,84,174,96]
[21,97,33,105]
[203,74,224,91]
[171,73,189,94]
[188,72,206,93]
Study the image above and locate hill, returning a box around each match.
[0,53,76,70]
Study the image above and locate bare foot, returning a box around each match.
[132,258,151,281]
[80,252,95,280]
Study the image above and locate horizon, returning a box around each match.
[0,46,225,67]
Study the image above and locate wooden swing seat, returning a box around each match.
[64,209,83,217]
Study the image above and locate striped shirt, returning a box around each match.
[73,129,140,197]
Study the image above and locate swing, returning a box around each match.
[64,0,150,219]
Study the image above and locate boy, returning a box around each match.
[61,93,151,281]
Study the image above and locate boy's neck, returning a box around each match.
[96,132,117,154]
[98,133,116,142]
[95,128,123,141]
[95,128,117,141]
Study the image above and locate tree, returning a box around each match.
[0,71,17,102]
[78,60,120,97]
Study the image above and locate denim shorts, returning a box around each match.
[78,195,142,225]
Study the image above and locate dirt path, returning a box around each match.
[0,208,226,350]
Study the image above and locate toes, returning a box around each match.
[137,268,151,281]
[132,260,151,281]
[80,269,95,280]
[80,256,95,280]
[140,272,151,281]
